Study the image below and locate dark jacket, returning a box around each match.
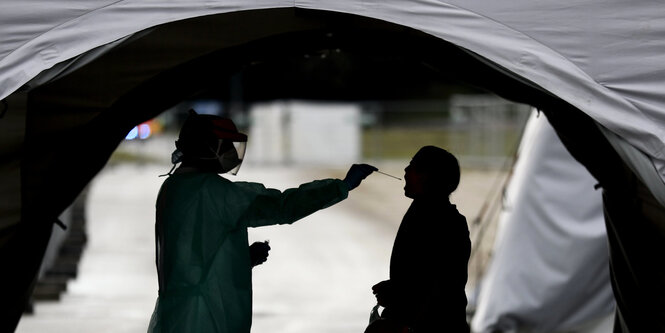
[384,196,471,332]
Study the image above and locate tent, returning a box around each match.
[1,1,664,332]
[471,111,615,332]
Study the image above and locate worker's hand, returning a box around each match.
[343,164,378,191]
[250,241,271,268]
[372,280,394,307]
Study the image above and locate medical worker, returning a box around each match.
[148,110,376,333]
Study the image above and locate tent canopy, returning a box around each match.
[1,2,665,332]
[2,1,664,192]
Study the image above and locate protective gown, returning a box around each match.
[148,170,348,333]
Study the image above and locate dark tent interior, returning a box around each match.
[1,7,664,332]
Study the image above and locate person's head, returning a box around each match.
[403,145,460,199]
[173,109,247,174]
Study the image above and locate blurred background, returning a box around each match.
[17,95,530,333]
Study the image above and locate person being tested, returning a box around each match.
[368,145,471,333]
[148,110,376,333]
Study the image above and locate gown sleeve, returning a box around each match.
[233,178,349,228]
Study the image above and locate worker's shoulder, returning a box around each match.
[231,179,271,193]
[185,173,265,192]
[167,171,219,182]
[173,172,273,195]
[163,172,228,192]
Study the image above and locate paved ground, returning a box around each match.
[16,138,504,333]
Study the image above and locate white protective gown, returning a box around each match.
[148,170,348,333]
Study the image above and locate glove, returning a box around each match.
[249,241,271,267]
[343,164,378,191]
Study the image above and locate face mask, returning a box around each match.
[219,148,241,174]
[208,140,246,175]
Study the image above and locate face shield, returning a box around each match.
[211,140,246,175]
[165,110,248,176]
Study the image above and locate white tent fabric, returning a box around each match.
[0,0,665,332]
[1,1,665,204]
[471,111,615,332]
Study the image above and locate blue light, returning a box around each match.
[125,126,138,140]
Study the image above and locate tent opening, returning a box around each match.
[5,7,665,333]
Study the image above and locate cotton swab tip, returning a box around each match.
[376,170,402,180]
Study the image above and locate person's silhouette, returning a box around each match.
[148,110,376,333]
[369,146,471,333]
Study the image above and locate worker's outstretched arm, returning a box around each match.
[238,164,376,228]
[237,178,347,228]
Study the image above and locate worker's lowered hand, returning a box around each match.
[250,241,271,267]
[343,164,378,190]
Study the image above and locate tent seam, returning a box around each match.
[429,1,665,160]
[432,1,591,81]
